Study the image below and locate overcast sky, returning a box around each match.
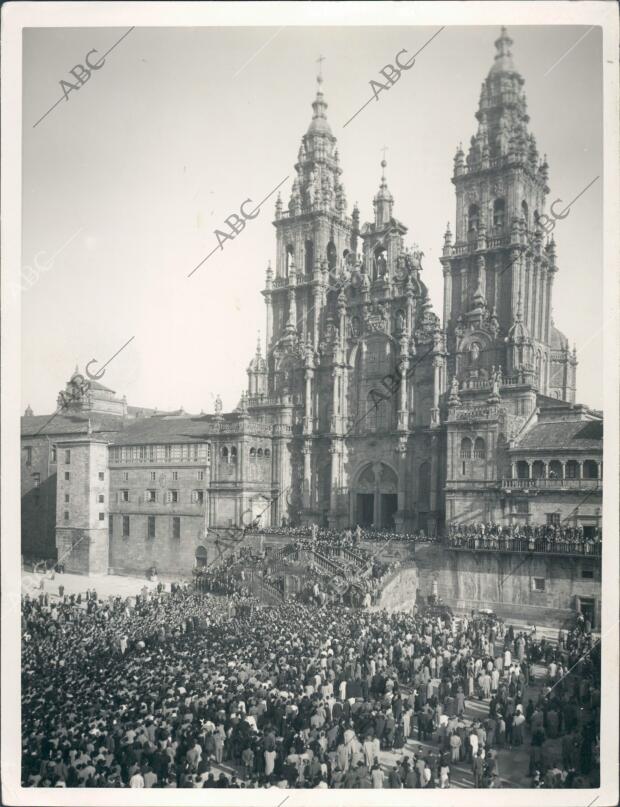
[21,24,603,415]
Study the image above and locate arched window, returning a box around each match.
[327,241,337,272]
[460,437,472,459]
[516,460,530,479]
[195,545,208,568]
[532,460,545,479]
[285,245,295,276]
[548,460,563,479]
[304,240,314,275]
[221,446,228,460]
[257,448,263,457]
[264,449,271,458]
[230,447,237,463]
[468,204,479,232]
[583,460,599,479]
[473,437,486,459]
[492,198,505,230]
[521,200,529,229]
[566,460,579,479]
[366,390,389,433]
[249,448,256,459]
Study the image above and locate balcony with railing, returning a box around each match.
[502,478,602,491]
[445,535,601,558]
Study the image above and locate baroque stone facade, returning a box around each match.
[20,29,602,577]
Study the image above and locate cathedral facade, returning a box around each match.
[21,29,602,577]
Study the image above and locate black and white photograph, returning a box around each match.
[2,2,618,805]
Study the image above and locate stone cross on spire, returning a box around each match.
[316,54,326,81]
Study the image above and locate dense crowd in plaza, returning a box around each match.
[446,523,602,555]
[22,585,599,790]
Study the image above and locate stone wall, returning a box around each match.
[21,435,57,558]
[376,564,418,612]
[414,544,602,626]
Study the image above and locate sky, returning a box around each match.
[21,24,603,415]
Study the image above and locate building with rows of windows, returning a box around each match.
[21,28,602,619]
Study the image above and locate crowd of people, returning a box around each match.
[446,523,602,555]
[246,524,431,545]
[22,585,599,790]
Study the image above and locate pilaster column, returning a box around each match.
[442,266,452,328]
[303,367,314,434]
[460,265,468,310]
[288,274,297,327]
[302,441,312,508]
[395,438,408,531]
[596,461,602,480]
[397,343,409,431]
[265,295,272,354]
[331,366,340,433]
[578,460,584,479]
[312,288,321,349]
[511,462,516,480]
[526,460,532,479]
[561,461,566,479]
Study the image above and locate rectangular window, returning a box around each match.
[33,473,41,488]
[98,494,105,503]
[150,471,156,482]
[120,490,129,502]
[515,501,529,514]
[533,577,546,592]
[149,445,155,461]
[65,449,71,464]
[123,471,129,482]
[25,446,32,465]
[546,512,561,526]
[193,444,199,460]
[192,490,204,504]
[197,470,204,481]
[51,445,57,463]
[64,493,70,503]
[109,515,114,537]
[172,516,181,539]
[64,510,69,521]
[148,515,156,539]
[146,489,156,503]
[169,490,178,503]
[165,445,172,461]
[122,515,130,537]
[98,472,104,481]
[64,471,70,481]
[98,512,105,521]
[172,471,178,481]
[581,567,594,580]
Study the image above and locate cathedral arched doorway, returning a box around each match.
[352,462,398,528]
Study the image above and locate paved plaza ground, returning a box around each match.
[21,569,164,602]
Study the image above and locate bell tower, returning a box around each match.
[265,68,356,358]
[440,27,572,398]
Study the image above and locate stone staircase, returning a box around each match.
[246,571,284,606]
